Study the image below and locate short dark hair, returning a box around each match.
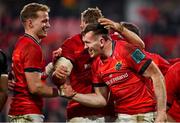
[20,3,50,22]
[121,22,141,36]
[81,7,103,24]
[82,23,108,36]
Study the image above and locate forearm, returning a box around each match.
[0,93,8,111]
[0,74,8,111]
[72,93,107,108]
[152,74,167,113]
[32,82,60,98]
[118,24,145,49]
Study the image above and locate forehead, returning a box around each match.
[36,11,49,19]
[83,31,95,40]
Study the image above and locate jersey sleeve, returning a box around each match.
[23,44,42,72]
[61,38,76,63]
[0,50,8,75]
[125,46,152,74]
[91,59,107,87]
[165,66,178,107]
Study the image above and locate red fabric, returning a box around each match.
[92,40,156,114]
[145,52,170,75]
[166,62,180,122]
[9,34,45,115]
[61,34,115,119]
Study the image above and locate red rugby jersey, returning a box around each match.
[92,40,156,114]
[165,62,180,122]
[9,34,45,115]
[61,34,115,119]
[145,52,170,75]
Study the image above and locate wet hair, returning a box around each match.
[121,22,141,36]
[82,23,109,40]
[81,7,103,24]
[20,3,50,22]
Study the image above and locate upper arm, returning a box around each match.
[143,61,163,78]
[23,45,44,93]
[122,27,145,49]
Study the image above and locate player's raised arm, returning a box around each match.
[98,18,145,49]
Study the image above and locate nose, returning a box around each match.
[47,22,51,28]
[84,44,88,49]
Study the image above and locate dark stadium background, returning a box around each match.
[0,0,179,122]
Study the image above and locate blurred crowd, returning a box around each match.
[0,0,179,122]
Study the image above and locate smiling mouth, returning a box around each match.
[88,48,94,55]
[42,27,49,33]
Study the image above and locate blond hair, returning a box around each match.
[20,2,50,22]
[81,7,103,24]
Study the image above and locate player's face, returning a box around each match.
[83,31,102,58]
[31,11,50,39]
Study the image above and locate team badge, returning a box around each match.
[115,61,122,71]
[131,49,145,64]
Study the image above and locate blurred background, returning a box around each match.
[0,0,179,122]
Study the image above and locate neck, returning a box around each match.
[25,31,41,43]
[101,40,113,59]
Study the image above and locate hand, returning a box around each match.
[8,71,16,91]
[59,83,76,99]
[53,65,68,80]
[51,65,68,87]
[155,111,167,123]
[8,79,15,91]
[98,18,120,31]
[52,48,62,64]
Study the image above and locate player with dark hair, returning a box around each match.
[0,49,8,112]
[53,7,145,122]
[60,21,167,122]
[8,3,61,122]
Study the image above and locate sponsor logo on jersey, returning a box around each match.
[105,73,128,85]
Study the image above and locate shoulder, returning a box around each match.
[168,62,180,72]
[62,33,83,50]
[63,34,82,45]
[115,40,137,55]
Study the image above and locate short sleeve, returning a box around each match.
[23,44,43,72]
[125,47,152,74]
[61,38,76,63]
[91,59,107,87]
[0,50,8,75]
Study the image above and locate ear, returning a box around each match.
[100,38,105,48]
[27,18,33,28]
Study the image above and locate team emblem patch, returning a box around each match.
[115,61,122,71]
[131,49,145,64]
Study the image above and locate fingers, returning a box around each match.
[8,80,15,91]
[59,84,76,99]
[98,18,114,30]
[52,48,62,63]
[53,65,68,79]
[53,48,62,57]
